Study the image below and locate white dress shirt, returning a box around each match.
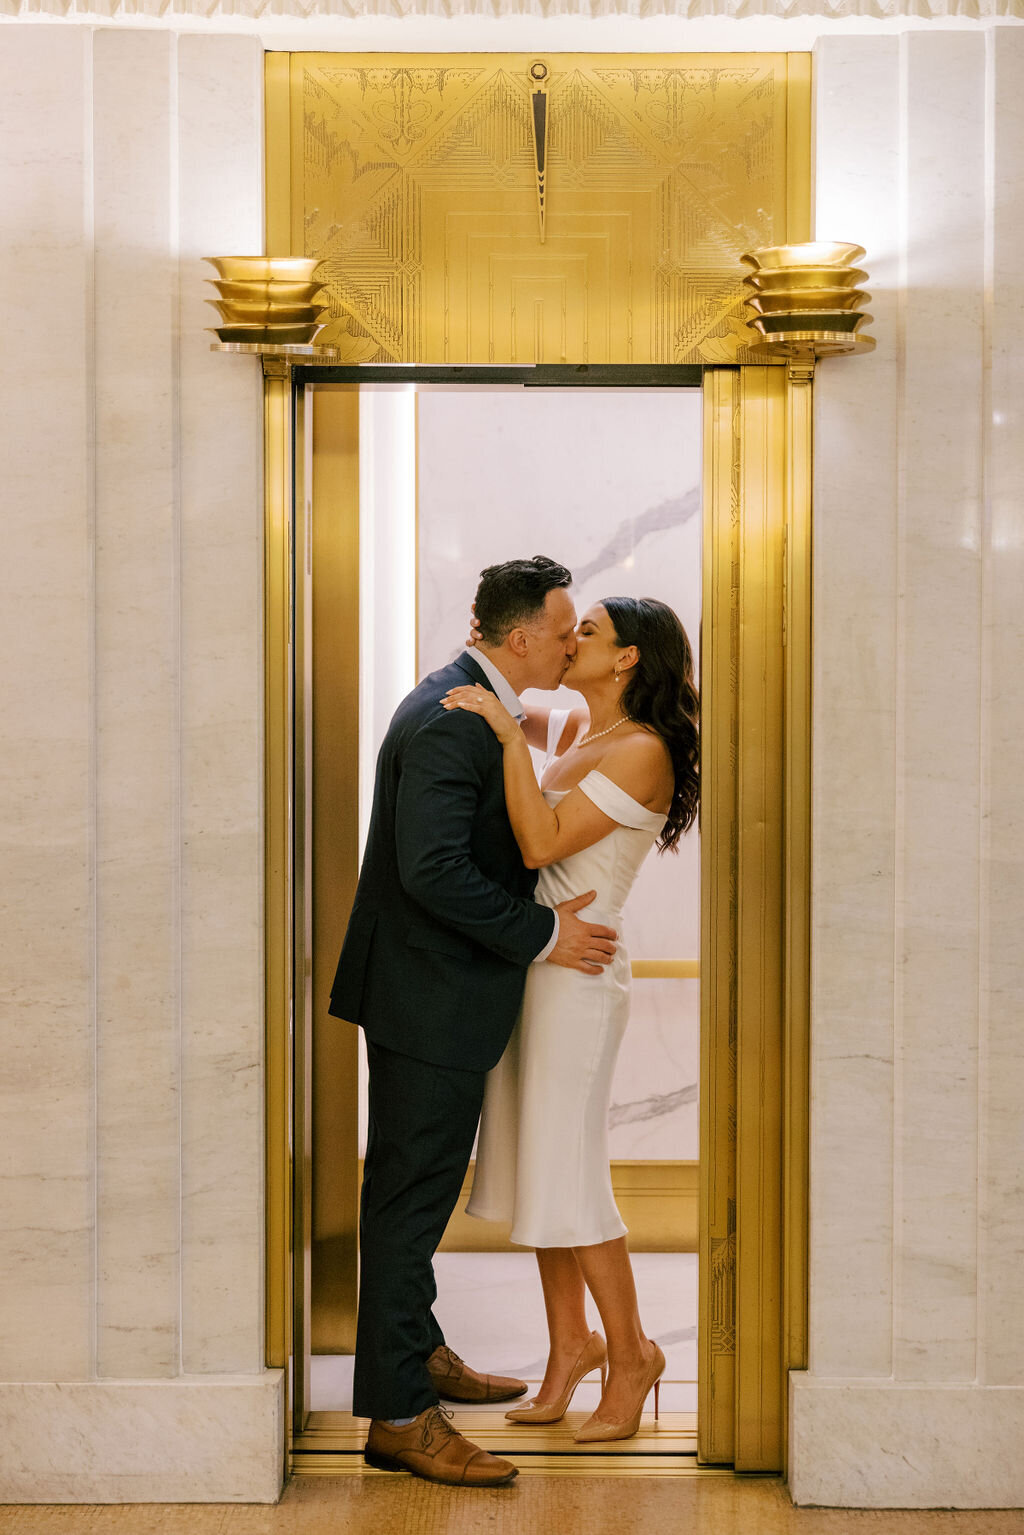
[463,648,559,964]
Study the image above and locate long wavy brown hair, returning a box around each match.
[600,596,700,852]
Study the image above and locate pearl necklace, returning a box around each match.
[578,716,631,748]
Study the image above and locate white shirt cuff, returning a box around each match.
[533,911,559,963]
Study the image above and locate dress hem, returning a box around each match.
[464,1203,628,1250]
[511,1220,629,1249]
[464,1201,503,1222]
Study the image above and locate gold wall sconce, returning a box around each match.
[203,256,338,357]
[739,242,875,362]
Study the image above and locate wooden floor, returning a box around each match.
[3,1477,1024,1533]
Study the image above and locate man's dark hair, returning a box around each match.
[474,556,573,646]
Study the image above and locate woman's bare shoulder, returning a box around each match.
[601,727,669,761]
[595,729,673,804]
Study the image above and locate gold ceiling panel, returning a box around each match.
[267,52,809,366]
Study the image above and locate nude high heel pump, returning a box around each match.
[505,1332,608,1425]
[573,1341,666,1443]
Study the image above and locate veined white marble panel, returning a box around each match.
[809,35,901,1381]
[177,33,266,1376]
[609,979,699,1161]
[417,386,702,949]
[416,388,702,704]
[895,30,985,1385]
[0,26,95,1382]
[980,25,1024,1388]
[414,386,702,1159]
[358,388,701,1153]
[789,1374,1024,1509]
[93,28,181,1382]
[0,1371,284,1504]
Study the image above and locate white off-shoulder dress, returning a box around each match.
[467,710,665,1249]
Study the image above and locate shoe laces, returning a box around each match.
[426,1403,458,1439]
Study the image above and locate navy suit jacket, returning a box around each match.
[328,652,557,1072]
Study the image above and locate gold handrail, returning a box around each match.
[630,959,699,979]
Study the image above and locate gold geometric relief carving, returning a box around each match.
[282,53,806,365]
[710,1203,737,1356]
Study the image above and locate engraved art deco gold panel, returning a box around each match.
[270,53,809,364]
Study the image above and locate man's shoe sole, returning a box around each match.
[364,1449,518,1486]
[435,1384,530,1404]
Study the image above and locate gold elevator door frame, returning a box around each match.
[302,378,705,1472]
[265,365,811,1475]
[262,48,812,1476]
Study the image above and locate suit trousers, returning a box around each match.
[352,1039,487,1421]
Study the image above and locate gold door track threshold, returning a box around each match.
[291,1410,728,1475]
[292,1452,740,1478]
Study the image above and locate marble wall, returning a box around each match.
[790,25,1024,1508]
[0,26,283,1501]
[3,13,1023,1512]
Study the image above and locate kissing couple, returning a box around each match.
[329,555,699,1487]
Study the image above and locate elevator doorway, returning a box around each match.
[312,376,702,1460]
[265,361,810,1474]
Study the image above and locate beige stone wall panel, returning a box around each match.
[0,19,267,1436]
[93,27,182,1382]
[895,27,985,1387]
[981,22,1024,1389]
[809,34,900,1383]
[0,27,96,1383]
[794,22,1024,1506]
[177,31,266,1377]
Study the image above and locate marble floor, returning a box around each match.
[310,1251,698,1414]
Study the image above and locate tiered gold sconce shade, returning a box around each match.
[203,256,328,346]
[739,242,876,359]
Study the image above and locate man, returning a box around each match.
[329,555,617,1488]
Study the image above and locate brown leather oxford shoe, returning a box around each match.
[426,1344,529,1404]
[364,1405,518,1487]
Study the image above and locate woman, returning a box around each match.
[441,595,699,1443]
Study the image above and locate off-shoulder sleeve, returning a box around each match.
[576,770,665,833]
[545,708,571,759]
